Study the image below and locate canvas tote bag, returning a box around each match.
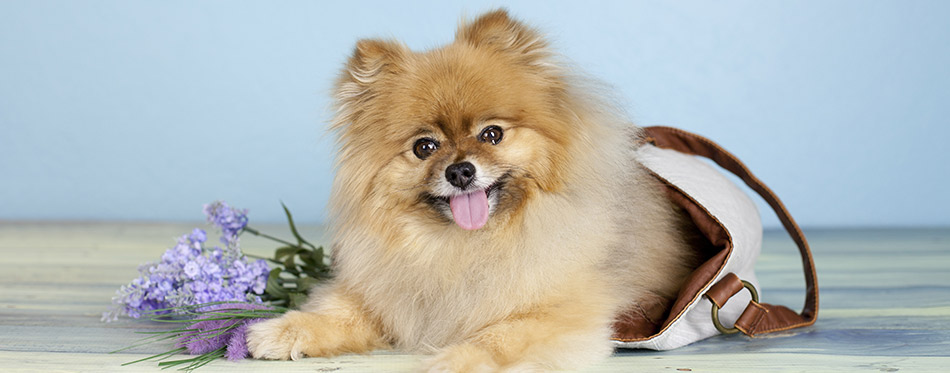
[611,126,819,350]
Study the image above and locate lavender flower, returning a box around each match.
[177,303,273,361]
[224,323,254,361]
[109,200,327,370]
[102,203,269,322]
[203,201,249,247]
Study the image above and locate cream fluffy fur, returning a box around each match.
[247,9,696,372]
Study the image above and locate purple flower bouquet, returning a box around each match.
[107,201,330,371]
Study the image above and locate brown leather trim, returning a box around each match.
[704,273,743,309]
[644,126,819,335]
[733,301,769,336]
[611,173,733,342]
[736,302,815,336]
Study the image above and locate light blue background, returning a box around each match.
[1,1,948,228]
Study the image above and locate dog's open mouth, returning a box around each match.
[424,175,507,230]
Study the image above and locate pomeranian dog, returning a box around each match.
[248,9,698,371]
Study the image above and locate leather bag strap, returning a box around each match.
[643,126,819,336]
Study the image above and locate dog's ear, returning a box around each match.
[456,9,550,65]
[333,39,407,127]
[344,39,406,85]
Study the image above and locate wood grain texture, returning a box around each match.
[1,222,948,372]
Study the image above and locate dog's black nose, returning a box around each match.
[445,162,476,189]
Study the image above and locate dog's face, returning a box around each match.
[331,11,576,232]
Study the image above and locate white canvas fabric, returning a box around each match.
[614,144,763,350]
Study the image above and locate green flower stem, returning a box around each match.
[120,347,187,367]
[241,226,299,248]
[243,253,281,264]
[158,347,225,371]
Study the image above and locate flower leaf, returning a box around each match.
[273,246,299,261]
[288,292,309,309]
[283,256,300,276]
[300,250,319,267]
[314,247,329,270]
[296,277,321,292]
[281,202,308,247]
[265,268,289,298]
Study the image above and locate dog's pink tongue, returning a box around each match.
[449,189,489,230]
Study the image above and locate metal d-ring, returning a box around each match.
[711,280,760,334]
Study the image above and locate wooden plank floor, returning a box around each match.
[1,222,948,372]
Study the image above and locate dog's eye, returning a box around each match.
[413,138,439,159]
[478,125,504,145]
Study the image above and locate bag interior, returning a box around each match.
[611,177,732,342]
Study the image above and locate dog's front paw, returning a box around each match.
[247,310,349,360]
[246,313,304,360]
